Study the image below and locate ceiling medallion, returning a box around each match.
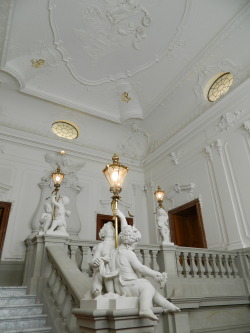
[207,72,233,102]
[51,121,79,140]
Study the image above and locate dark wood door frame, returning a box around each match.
[168,199,207,248]
[0,201,12,258]
[96,214,133,240]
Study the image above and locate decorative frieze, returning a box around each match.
[217,110,244,131]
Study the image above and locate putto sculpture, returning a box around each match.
[156,207,174,246]
[88,207,180,321]
[39,194,70,236]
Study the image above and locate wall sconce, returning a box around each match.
[154,186,165,208]
[103,153,128,248]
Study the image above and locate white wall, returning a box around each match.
[0,134,148,261]
[144,79,250,250]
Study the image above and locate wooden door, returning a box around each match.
[0,201,11,258]
[168,199,207,248]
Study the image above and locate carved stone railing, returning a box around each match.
[23,235,250,333]
[175,247,239,279]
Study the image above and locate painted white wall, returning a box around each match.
[144,79,250,250]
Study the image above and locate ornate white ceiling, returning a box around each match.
[1,0,249,126]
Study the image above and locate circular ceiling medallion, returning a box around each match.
[207,72,233,102]
[51,120,79,139]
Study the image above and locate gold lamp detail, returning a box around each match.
[103,153,128,248]
[52,167,64,194]
[154,186,165,208]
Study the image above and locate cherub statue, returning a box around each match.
[39,201,53,235]
[89,222,118,298]
[46,195,70,235]
[156,207,174,246]
[108,208,180,321]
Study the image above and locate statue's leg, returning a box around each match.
[136,283,159,321]
[104,278,115,293]
[153,290,180,312]
[91,271,103,298]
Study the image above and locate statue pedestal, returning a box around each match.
[74,297,161,333]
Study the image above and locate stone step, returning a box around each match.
[0,304,43,317]
[3,327,52,333]
[0,286,27,297]
[0,295,36,306]
[0,314,48,331]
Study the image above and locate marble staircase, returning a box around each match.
[0,286,52,333]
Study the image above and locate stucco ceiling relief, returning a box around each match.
[217,110,244,132]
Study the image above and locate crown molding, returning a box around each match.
[0,125,143,171]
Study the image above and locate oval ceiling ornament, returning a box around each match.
[49,0,188,85]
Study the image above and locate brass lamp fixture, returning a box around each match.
[51,167,64,221]
[52,167,64,194]
[154,186,165,208]
[103,153,129,248]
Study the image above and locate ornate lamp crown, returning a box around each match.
[154,186,165,207]
[103,153,129,195]
[52,167,64,188]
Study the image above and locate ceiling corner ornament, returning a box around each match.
[31,59,45,69]
[122,92,131,103]
[217,110,244,131]
[117,122,151,163]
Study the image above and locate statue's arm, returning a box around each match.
[116,208,128,230]
[51,195,60,207]
[90,243,103,268]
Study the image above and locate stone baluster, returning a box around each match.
[182,252,190,278]
[189,252,199,278]
[203,253,213,278]
[196,252,205,278]
[222,254,230,278]
[176,251,184,277]
[210,253,219,278]
[142,249,151,268]
[80,246,91,273]
[61,293,74,332]
[229,254,239,277]
[52,273,61,301]
[134,249,143,263]
[48,267,57,290]
[68,245,78,264]
[216,254,226,278]
[150,249,160,271]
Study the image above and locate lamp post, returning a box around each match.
[154,186,165,208]
[103,153,128,248]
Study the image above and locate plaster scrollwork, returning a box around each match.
[169,150,183,165]
[42,152,85,192]
[243,120,250,134]
[166,183,196,208]
[117,122,151,164]
[205,139,224,161]
[0,183,12,202]
[217,110,244,131]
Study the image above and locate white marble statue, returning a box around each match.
[90,221,118,298]
[39,201,53,235]
[156,207,174,246]
[46,195,70,236]
[109,208,180,320]
[88,208,180,320]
